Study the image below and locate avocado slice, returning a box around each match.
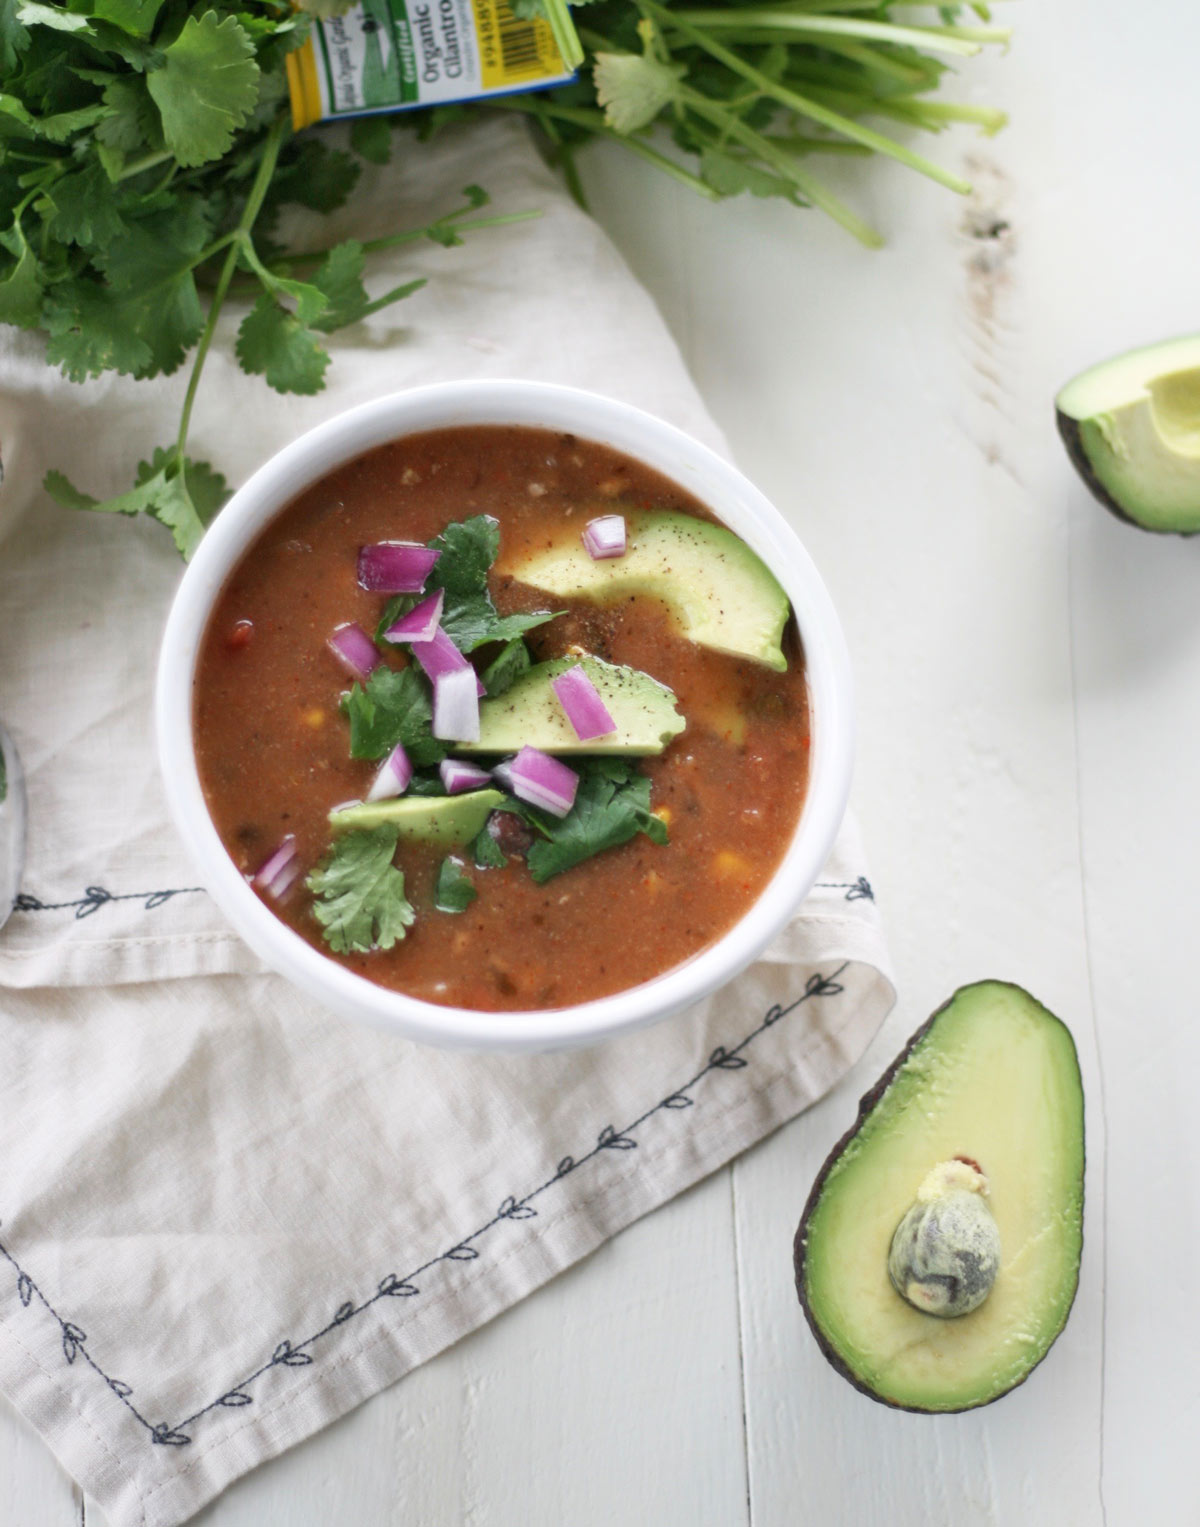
[794,981,1084,1413]
[507,511,791,672]
[456,656,685,757]
[1056,333,1200,533]
[329,790,504,845]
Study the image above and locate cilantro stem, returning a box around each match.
[491,97,721,202]
[677,86,883,244]
[115,149,174,183]
[664,10,996,57]
[256,209,542,274]
[647,0,971,194]
[175,115,289,464]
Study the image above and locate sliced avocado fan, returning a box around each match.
[507,510,791,672]
[794,981,1084,1413]
[457,656,685,757]
[1056,333,1200,533]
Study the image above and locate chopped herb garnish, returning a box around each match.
[520,759,668,884]
[306,825,415,954]
[433,855,478,913]
[471,823,507,870]
[425,515,561,652]
[481,635,532,698]
[341,665,446,766]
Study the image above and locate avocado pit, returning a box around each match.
[887,1158,1001,1318]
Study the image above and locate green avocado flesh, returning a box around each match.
[506,510,791,672]
[457,656,685,757]
[795,981,1084,1413]
[329,790,504,844]
[1056,333,1200,533]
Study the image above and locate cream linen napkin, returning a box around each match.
[0,117,893,1527]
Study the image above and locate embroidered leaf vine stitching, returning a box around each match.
[0,965,848,1447]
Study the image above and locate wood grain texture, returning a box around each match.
[8,0,1200,1520]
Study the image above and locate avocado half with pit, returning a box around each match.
[507,510,791,672]
[1056,333,1200,533]
[794,981,1084,1413]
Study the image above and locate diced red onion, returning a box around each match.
[582,514,627,560]
[366,743,413,802]
[357,541,441,593]
[439,759,492,794]
[506,746,578,818]
[382,589,445,644]
[327,622,381,681]
[413,626,486,697]
[550,664,617,741]
[433,666,481,742]
[251,836,299,898]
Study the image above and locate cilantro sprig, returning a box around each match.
[494,1,1008,246]
[517,758,668,884]
[306,824,415,954]
[0,0,535,557]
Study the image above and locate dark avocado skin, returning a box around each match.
[1056,408,1199,537]
[792,980,1085,1415]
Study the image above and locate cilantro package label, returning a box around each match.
[287,0,576,128]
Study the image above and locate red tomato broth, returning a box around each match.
[193,426,810,1011]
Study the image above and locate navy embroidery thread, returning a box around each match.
[815,877,874,902]
[0,964,848,1447]
[12,885,205,919]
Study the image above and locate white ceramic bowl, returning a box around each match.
[157,381,853,1051]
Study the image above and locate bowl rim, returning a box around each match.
[156,380,854,1051]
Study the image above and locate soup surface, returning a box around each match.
[194,426,810,1011]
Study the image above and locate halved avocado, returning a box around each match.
[329,790,504,845]
[1056,333,1200,533]
[457,656,685,757]
[794,981,1084,1413]
[506,511,790,672]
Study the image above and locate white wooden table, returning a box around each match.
[6,1,1200,1520]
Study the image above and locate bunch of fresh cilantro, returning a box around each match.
[0,0,531,556]
[498,0,1009,248]
[306,515,669,955]
[0,0,1007,561]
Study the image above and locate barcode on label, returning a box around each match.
[497,11,541,74]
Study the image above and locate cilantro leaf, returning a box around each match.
[440,597,559,653]
[471,825,506,869]
[95,77,161,154]
[433,855,477,914]
[427,514,499,597]
[90,204,211,374]
[524,759,668,884]
[593,51,684,134]
[341,665,446,765]
[235,294,329,395]
[15,1,90,33]
[0,224,43,329]
[93,0,164,37]
[481,636,531,698]
[310,239,369,332]
[349,113,391,165]
[306,825,415,954]
[45,282,154,380]
[267,136,359,214]
[49,161,127,249]
[45,450,227,558]
[0,0,31,72]
[146,11,259,170]
[425,515,561,652]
